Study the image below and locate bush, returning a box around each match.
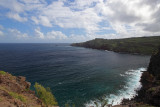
[0,71,6,75]
[34,82,58,106]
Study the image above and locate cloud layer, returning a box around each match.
[0,0,160,42]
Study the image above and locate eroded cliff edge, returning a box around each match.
[0,71,43,107]
[134,47,160,106]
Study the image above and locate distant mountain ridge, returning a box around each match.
[71,36,160,55]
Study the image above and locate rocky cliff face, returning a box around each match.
[0,71,43,107]
[148,47,160,77]
[136,47,160,106]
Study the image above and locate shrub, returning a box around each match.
[34,82,58,106]
[0,71,6,75]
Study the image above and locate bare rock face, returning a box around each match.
[148,47,160,77]
[136,47,160,106]
[0,72,43,107]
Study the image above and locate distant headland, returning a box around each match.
[71,36,160,55]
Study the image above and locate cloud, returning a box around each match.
[38,16,52,27]
[46,30,67,39]
[7,12,27,22]
[0,0,160,42]
[32,0,160,37]
[34,28,45,39]
[0,0,24,13]
[34,28,67,40]
[36,1,102,33]
[0,31,4,36]
[95,0,160,38]
[8,29,29,39]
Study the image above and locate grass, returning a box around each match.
[8,92,27,102]
[0,97,3,102]
[0,86,27,103]
[0,71,6,75]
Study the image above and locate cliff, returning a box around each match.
[134,47,160,106]
[0,71,58,107]
[71,36,160,55]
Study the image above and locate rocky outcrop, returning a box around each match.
[135,47,160,106]
[0,71,43,107]
[148,47,160,77]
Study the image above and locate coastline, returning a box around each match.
[71,36,160,55]
[121,47,160,107]
[85,68,146,107]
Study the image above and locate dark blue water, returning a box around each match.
[0,43,150,106]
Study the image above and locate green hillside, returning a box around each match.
[71,36,160,55]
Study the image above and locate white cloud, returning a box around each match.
[0,0,160,42]
[34,28,67,40]
[96,0,160,38]
[8,29,29,39]
[0,31,4,36]
[7,12,27,22]
[0,0,24,13]
[43,1,102,33]
[31,16,39,24]
[39,16,52,27]
[46,30,67,40]
[34,28,44,39]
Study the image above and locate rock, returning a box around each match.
[148,47,160,77]
[0,72,43,107]
[134,47,160,106]
[17,76,26,82]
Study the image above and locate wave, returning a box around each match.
[85,67,146,107]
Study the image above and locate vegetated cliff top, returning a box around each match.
[71,36,160,55]
[0,71,42,107]
[0,71,58,107]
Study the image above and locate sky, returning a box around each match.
[0,0,160,43]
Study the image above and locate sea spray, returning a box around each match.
[85,67,146,107]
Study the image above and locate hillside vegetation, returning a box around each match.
[0,71,58,107]
[71,36,160,55]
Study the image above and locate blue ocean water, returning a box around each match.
[0,43,150,107]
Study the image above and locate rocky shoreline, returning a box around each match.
[135,47,160,106]
[119,47,160,107]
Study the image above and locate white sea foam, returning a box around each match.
[85,67,146,107]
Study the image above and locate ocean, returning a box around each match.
[0,43,150,107]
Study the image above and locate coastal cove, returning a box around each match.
[0,43,150,107]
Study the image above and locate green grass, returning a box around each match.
[34,82,58,106]
[0,86,27,103]
[147,87,156,92]
[8,92,27,102]
[0,97,3,102]
[71,36,160,55]
[0,71,6,75]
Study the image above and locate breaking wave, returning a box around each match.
[85,68,146,107]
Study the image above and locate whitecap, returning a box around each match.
[85,67,146,107]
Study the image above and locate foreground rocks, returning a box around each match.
[0,71,43,107]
